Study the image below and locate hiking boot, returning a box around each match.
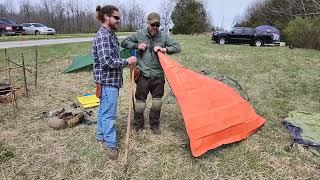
[133,112,144,132]
[150,126,161,135]
[107,147,118,160]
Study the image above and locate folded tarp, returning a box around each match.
[157,52,266,157]
[64,48,131,73]
[64,54,93,73]
[77,95,99,109]
[283,111,320,147]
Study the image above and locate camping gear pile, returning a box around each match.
[0,83,13,103]
[46,108,85,130]
[0,82,22,104]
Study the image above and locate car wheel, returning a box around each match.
[35,31,40,35]
[218,37,227,45]
[254,39,263,47]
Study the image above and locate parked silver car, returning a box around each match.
[21,23,56,35]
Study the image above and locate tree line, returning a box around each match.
[0,0,213,34]
[0,0,148,33]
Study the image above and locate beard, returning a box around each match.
[149,28,158,36]
[110,22,119,31]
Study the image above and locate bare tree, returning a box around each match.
[120,0,146,31]
[159,0,175,32]
[0,0,152,33]
[0,4,9,17]
[53,0,65,32]
[4,0,15,15]
[19,0,34,23]
[241,0,320,28]
[0,0,17,20]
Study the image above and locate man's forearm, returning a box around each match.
[166,44,181,54]
[100,56,126,69]
[121,40,138,49]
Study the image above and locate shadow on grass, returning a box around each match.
[0,142,14,163]
[191,141,243,161]
[64,66,92,74]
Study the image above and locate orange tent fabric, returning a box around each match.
[158,52,266,157]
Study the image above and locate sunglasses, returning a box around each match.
[150,23,160,27]
[112,16,120,20]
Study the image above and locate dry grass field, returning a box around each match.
[0,35,319,179]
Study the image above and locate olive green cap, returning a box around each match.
[147,12,160,24]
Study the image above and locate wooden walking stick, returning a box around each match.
[124,65,135,172]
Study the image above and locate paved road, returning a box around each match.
[0,36,126,49]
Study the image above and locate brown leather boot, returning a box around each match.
[133,112,144,132]
[107,147,118,160]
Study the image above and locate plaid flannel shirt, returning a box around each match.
[92,26,128,88]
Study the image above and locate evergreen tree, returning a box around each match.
[171,0,209,34]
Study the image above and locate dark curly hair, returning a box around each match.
[96,5,119,23]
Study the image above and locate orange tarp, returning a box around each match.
[158,52,266,157]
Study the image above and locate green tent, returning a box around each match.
[64,48,131,73]
[283,111,320,147]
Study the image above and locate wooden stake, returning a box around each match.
[5,49,17,107]
[34,46,38,88]
[19,34,23,48]
[4,58,33,74]
[124,65,135,172]
[5,49,10,83]
[21,53,28,98]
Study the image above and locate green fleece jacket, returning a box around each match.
[121,29,181,78]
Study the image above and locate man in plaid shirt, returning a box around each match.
[93,5,137,160]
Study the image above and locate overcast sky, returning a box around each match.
[8,0,257,30]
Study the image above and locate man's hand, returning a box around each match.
[127,56,137,65]
[153,46,166,53]
[138,43,148,50]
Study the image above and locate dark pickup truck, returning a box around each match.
[0,18,24,36]
[212,27,274,47]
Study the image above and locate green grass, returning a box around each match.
[0,35,319,179]
[0,32,132,42]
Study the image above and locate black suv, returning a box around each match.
[212,27,274,47]
[0,18,24,36]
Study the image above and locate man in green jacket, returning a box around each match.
[121,12,181,134]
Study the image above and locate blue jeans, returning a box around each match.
[96,85,119,148]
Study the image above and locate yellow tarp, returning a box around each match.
[77,95,99,108]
